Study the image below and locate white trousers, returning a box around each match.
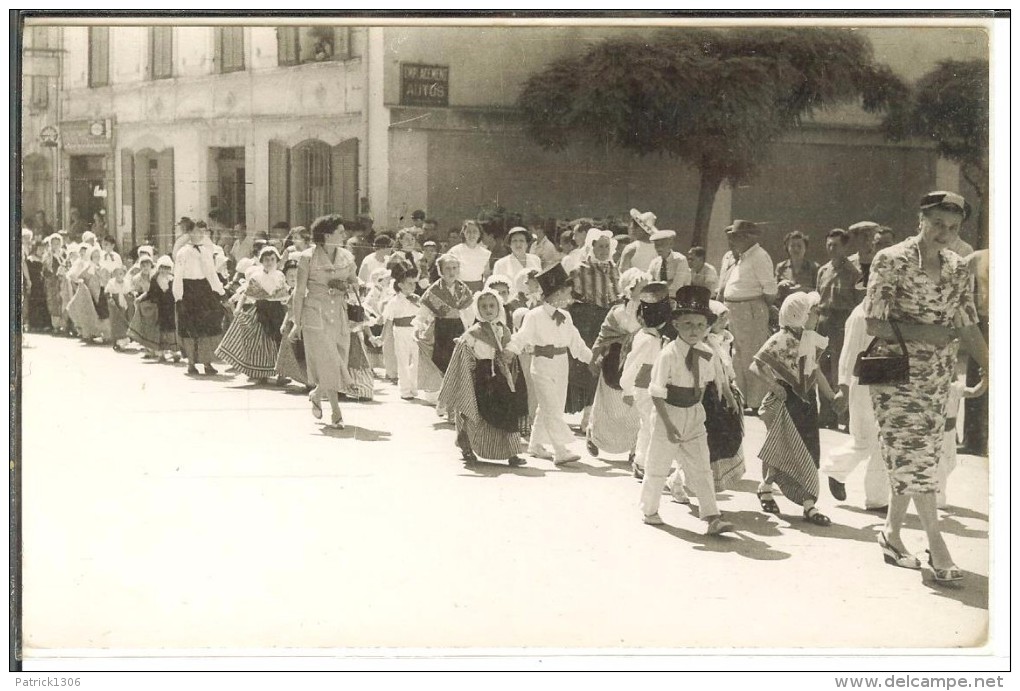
[392,325,419,397]
[726,298,771,408]
[528,354,574,455]
[820,383,888,508]
[640,401,717,519]
[633,389,655,470]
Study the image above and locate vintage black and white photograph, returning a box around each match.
[12,11,1004,667]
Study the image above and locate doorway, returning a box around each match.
[68,154,109,232]
[210,147,246,229]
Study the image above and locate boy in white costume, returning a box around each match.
[640,285,737,535]
[620,281,674,481]
[504,262,592,465]
[382,261,421,400]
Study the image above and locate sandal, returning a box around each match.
[878,531,921,570]
[330,411,345,430]
[925,549,963,583]
[757,488,780,514]
[803,506,831,526]
[585,439,599,458]
[309,393,323,420]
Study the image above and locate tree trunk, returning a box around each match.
[691,169,724,250]
[960,163,988,251]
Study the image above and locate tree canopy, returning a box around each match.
[516,27,902,246]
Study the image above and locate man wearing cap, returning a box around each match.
[815,228,862,430]
[619,208,659,273]
[716,220,778,410]
[647,229,692,296]
[847,221,880,280]
[401,209,427,245]
[504,262,593,465]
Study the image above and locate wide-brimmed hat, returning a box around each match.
[629,208,658,235]
[649,229,677,243]
[672,285,714,320]
[919,191,971,220]
[536,262,571,297]
[725,220,759,236]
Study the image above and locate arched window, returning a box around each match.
[289,139,332,228]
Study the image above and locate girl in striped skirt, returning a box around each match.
[439,289,528,467]
[750,291,839,526]
[215,246,290,383]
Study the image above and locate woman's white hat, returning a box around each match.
[629,208,658,235]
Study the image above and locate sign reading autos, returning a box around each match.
[400,63,449,107]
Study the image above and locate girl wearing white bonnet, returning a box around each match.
[749,291,839,526]
[438,288,529,467]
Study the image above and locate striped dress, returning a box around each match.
[215,272,290,379]
[566,259,620,413]
[439,322,527,460]
[753,328,825,506]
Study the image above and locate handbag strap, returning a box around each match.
[861,320,908,357]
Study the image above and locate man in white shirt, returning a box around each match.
[647,229,691,295]
[687,246,718,291]
[358,234,394,284]
[528,217,562,271]
[716,220,778,410]
[618,208,659,272]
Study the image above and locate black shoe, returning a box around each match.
[507,456,526,467]
[585,439,598,457]
[187,365,199,375]
[203,364,219,375]
[828,476,847,501]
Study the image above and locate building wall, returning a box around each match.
[21,25,61,227]
[57,24,367,248]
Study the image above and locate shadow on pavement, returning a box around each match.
[551,461,632,479]
[459,461,547,478]
[319,425,392,442]
[775,513,879,544]
[839,506,989,540]
[921,570,989,610]
[940,505,990,522]
[652,522,791,561]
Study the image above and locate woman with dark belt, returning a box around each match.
[864,191,988,583]
[289,214,356,429]
[173,217,226,375]
[566,227,620,426]
[413,254,474,409]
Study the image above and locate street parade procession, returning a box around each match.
[19,191,989,585]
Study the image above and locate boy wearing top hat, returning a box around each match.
[620,281,675,481]
[641,285,736,535]
[504,262,593,465]
[647,229,692,296]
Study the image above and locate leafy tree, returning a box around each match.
[882,59,988,249]
[516,28,903,247]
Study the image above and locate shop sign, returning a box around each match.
[60,119,114,154]
[400,63,449,107]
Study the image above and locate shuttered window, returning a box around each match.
[215,27,245,74]
[149,27,173,80]
[272,139,359,229]
[276,27,299,66]
[88,27,110,87]
[29,77,48,110]
[31,26,49,49]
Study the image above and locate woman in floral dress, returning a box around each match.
[864,192,988,583]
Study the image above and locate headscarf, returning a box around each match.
[155,255,174,270]
[617,267,651,300]
[584,227,617,263]
[778,291,828,376]
[513,267,541,303]
[471,287,506,326]
[484,274,512,294]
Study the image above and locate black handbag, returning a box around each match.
[346,290,366,323]
[854,321,909,385]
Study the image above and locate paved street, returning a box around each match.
[19,334,990,652]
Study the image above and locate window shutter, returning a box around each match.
[331,138,359,220]
[276,27,298,66]
[268,140,290,228]
[289,145,308,228]
[89,27,110,87]
[334,27,351,60]
[121,148,134,236]
[133,151,151,244]
[213,27,223,73]
[158,148,175,252]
